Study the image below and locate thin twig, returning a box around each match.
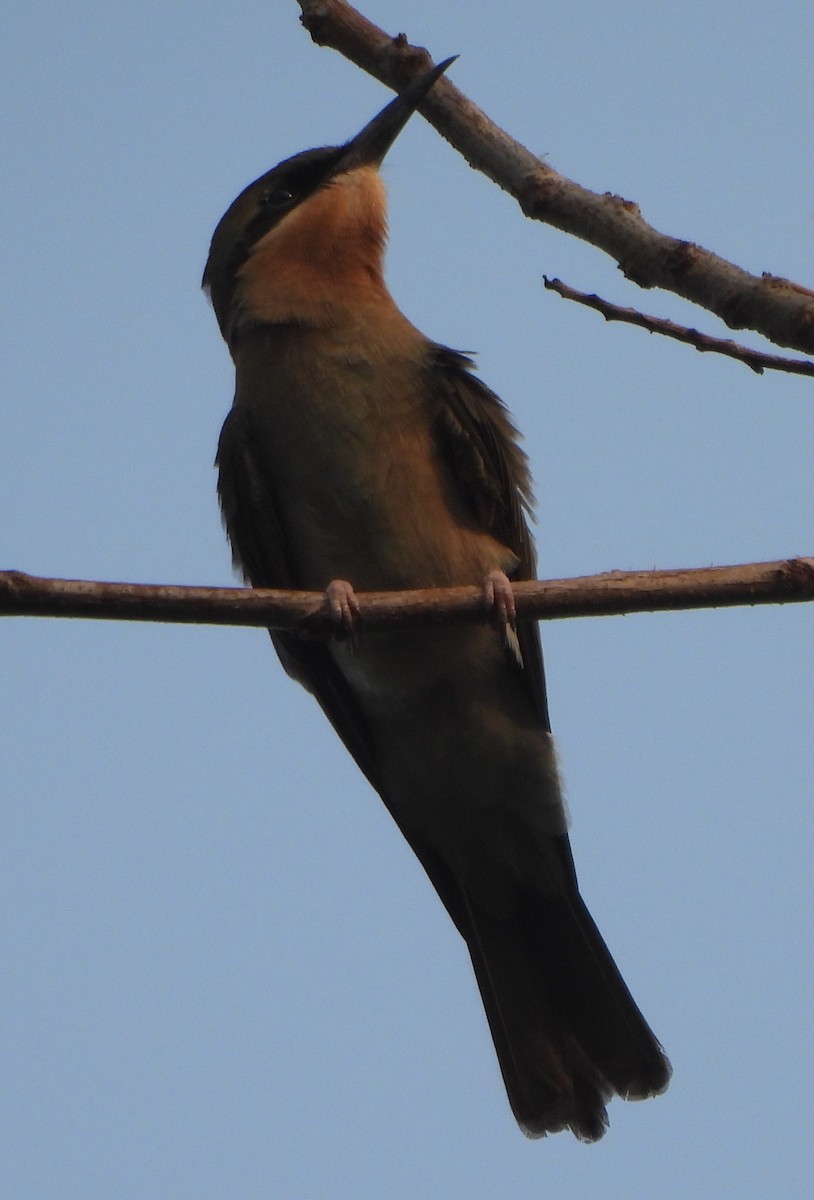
[295,0,814,356]
[544,278,814,377]
[2,559,813,634]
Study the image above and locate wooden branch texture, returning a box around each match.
[2,559,813,634]
[544,278,814,377]
[296,0,814,357]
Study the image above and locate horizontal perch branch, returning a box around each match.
[2,558,813,635]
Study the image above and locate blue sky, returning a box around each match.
[2,3,812,1197]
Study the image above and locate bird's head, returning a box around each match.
[202,57,455,342]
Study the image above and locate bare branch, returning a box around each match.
[544,278,814,377]
[296,0,814,356]
[2,559,813,634]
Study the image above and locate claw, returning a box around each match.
[324,578,362,639]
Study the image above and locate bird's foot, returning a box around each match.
[482,569,517,630]
[324,579,362,641]
[483,569,523,666]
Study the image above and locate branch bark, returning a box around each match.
[544,278,814,377]
[295,0,814,358]
[2,559,813,634]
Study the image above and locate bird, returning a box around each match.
[203,57,670,1140]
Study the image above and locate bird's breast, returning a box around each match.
[233,321,514,592]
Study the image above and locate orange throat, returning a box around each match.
[236,165,390,326]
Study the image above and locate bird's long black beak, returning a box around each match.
[339,56,457,171]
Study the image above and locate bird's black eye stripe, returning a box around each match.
[261,186,295,209]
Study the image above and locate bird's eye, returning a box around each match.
[262,187,295,209]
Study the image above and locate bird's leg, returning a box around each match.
[324,578,362,640]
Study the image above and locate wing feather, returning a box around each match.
[216,404,384,793]
[429,345,551,728]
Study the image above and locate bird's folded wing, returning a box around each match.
[429,345,550,729]
[216,403,384,794]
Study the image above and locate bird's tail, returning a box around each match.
[462,883,671,1140]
